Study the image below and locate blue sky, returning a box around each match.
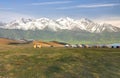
[0,0,120,26]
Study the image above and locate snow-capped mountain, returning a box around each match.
[1,17,120,33]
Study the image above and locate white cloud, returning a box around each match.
[77,3,120,8]
[0,11,34,22]
[93,16,120,28]
[57,3,120,9]
[27,1,72,6]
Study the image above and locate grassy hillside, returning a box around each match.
[0,44,120,78]
[0,38,15,45]
[0,28,120,44]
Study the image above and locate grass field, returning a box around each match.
[0,44,120,78]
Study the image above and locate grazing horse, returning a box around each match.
[33,41,42,48]
[34,43,42,48]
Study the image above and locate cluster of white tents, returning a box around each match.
[65,44,90,48]
[65,43,120,48]
[110,43,120,48]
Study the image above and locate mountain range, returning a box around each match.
[0,17,120,33]
[0,17,120,44]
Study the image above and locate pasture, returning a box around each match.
[0,44,120,78]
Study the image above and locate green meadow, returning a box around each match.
[0,44,120,78]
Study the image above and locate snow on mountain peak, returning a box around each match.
[0,17,120,33]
